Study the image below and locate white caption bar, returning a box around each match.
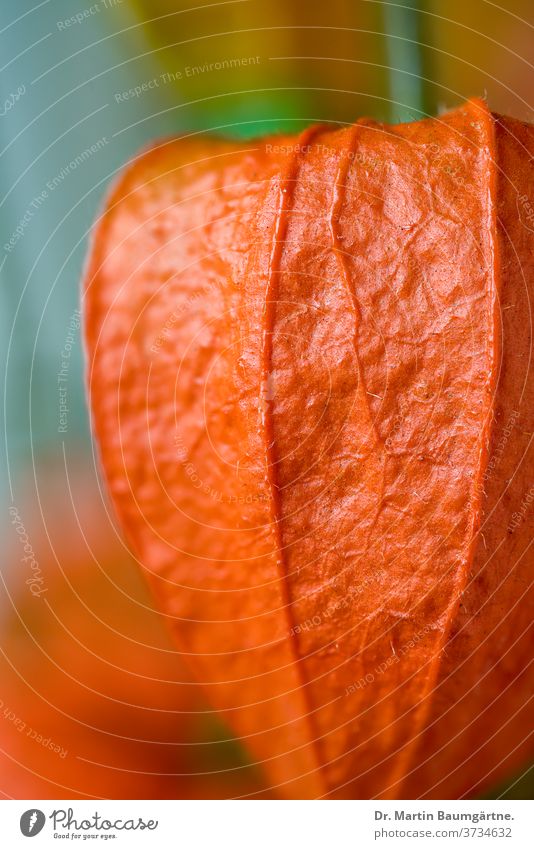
[0,799,531,848]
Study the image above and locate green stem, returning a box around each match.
[382,0,433,121]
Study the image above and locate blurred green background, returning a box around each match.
[0,0,532,799]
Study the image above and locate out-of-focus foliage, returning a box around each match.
[0,459,267,799]
[426,0,534,123]
[131,0,414,131]
[131,0,534,132]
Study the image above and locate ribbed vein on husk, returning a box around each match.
[386,99,501,799]
[260,124,328,794]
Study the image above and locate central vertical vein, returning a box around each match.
[329,122,383,452]
[260,123,326,791]
[328,122,386,587]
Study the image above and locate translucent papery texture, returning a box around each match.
[84,99,534,799]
